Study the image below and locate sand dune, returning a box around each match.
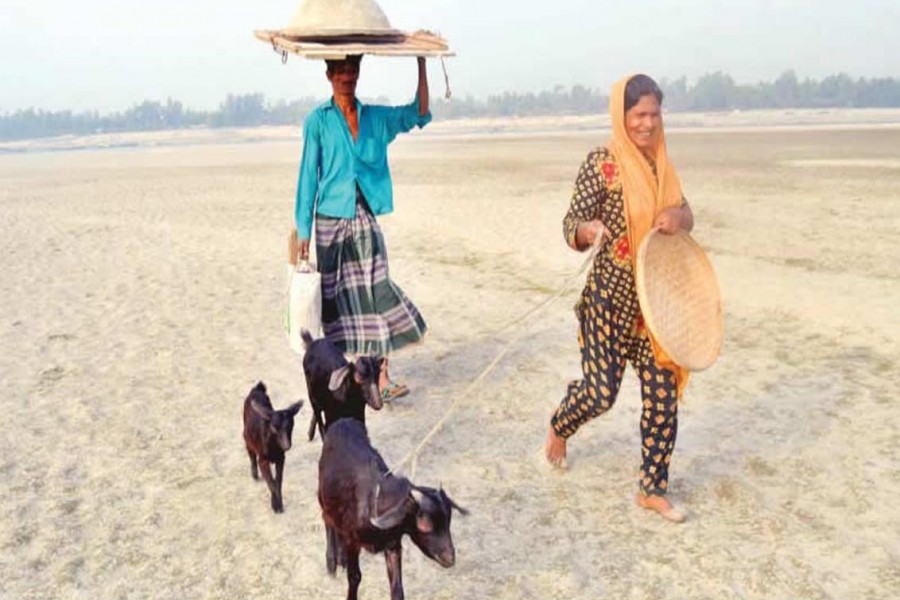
[1,115,898,599]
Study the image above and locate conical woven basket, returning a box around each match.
[635,229,723,371]
[282,0,400,37]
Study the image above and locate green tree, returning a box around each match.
[212,93,266,127]
[774,70,800,108]
[689,72,736,111]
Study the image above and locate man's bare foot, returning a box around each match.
[545,425,567,469]
[378,359,390,393]
[635,493,687,523]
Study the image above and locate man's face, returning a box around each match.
[326,58,361,97]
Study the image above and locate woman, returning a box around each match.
[295,55,431,400]
[544,74,694,522]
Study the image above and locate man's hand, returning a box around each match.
[298,239,310,262]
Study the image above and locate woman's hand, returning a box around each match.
[654,205,694,234]
[575,219,608,250]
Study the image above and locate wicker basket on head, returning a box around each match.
[282,0,401,38]
[635,229,723,371]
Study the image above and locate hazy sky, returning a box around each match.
[2,0,899,113]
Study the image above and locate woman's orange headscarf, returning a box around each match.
[608,74,690,397]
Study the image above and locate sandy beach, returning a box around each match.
[1,112,898,599]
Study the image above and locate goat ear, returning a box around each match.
[286,401,303,417]
[437,487,469,516]
[416,513,434,533]
[445,492,469,516]
[250,399,273,421]
[328,365,352,398]
[410,488,425,507]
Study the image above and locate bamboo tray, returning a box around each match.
[635,229,724,371]
[254,29,454,60]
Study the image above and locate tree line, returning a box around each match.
[2,71,900,142]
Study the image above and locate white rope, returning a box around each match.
[440,56,452,100]
[387,230,605,479]
[489,233,605,337]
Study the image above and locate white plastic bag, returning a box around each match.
[285,261,322,354]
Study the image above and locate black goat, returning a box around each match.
[301,329,384,441]
[242,381,302,513]
[318,418,467,600]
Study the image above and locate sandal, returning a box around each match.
[381,381,409,401]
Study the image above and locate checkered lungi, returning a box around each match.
[314,194,426,356]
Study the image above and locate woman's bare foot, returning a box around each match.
[545,425,567,469]
[635,493,687,523]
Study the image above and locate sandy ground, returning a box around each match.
[1,114,898,599]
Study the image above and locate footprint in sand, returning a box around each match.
[36,366,65,391]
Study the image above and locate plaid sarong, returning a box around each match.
[314,196,426,356]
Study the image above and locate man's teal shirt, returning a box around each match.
[295,96,431,240]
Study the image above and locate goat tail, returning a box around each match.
[300,328,314,348]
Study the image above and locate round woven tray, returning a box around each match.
[635,229,723,371]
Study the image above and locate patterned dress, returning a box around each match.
[550,147,685,497]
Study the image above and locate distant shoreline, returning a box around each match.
[3,107,900,155]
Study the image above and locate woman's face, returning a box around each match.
[625,94,662,155]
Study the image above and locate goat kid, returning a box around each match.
[242,381,302,513]
[301,329,384,441]
[318,418,467,600]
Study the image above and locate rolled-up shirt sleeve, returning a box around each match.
[563,151,603,250]
[382,96,432,143]
[295,113,321,240]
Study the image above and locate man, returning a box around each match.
[294,55,431,399]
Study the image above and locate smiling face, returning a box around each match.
[326,57,361,98]
[625,94,662,156]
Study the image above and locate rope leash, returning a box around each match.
[387,230,605,479]
[440,56,452,100]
